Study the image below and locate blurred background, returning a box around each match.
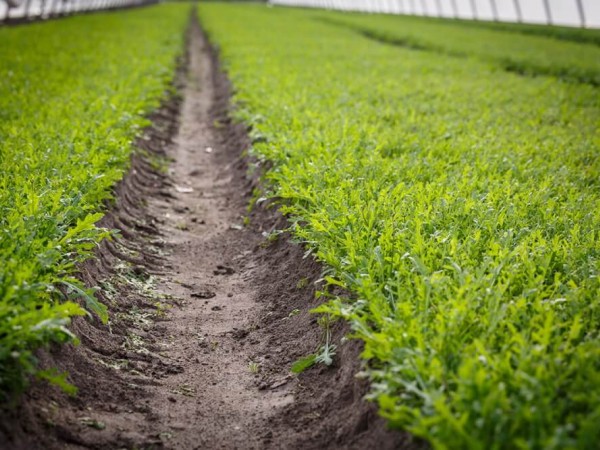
[1,0,599,30]
[270,0,600,28]
[0,0,157,22]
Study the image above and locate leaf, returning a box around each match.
[315,344,336,367]
[291,354,317,374]
[60,281,108,324]
[37,368,78,396]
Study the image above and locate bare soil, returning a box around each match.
[0,16,420,450]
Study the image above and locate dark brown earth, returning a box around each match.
[0,15,421,450]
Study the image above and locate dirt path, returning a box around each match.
[128,19,296,448]
[0,15,412,450]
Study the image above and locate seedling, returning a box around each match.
[248,361,260,374]
[296,278,309,289]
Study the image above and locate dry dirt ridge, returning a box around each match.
[0,16,421,450]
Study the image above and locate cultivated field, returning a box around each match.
[0,4,188,393]
[200,4,600,448]
[0,2,598,449]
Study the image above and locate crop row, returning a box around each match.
[312,9,600,86]
[198,4,600,449]
[0,4,189,397]
[449,17,600,47]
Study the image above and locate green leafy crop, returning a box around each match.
[0,4,188,398]
[312,9,600,86]
[198,3,599,449]
[445,17,600,47]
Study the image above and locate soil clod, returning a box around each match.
[213,265,236,275]
[191,289,216,299]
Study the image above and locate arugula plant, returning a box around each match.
[312,9,600,86]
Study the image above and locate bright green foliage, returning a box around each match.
[450,18,600,47]
[357,14,600,47]
[312,9,600,86]
[198,4,600,449]
[0,4,188,396]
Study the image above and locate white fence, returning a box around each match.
[1,0,157,23]
[269,0,600,28]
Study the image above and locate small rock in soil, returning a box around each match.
[213,265,235,275]
[132,265,147,277]
[211,305,223,311]
[175,185,194,193]
[231,329,248,340]
[269,379,289,390]
[191,289,216,299]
